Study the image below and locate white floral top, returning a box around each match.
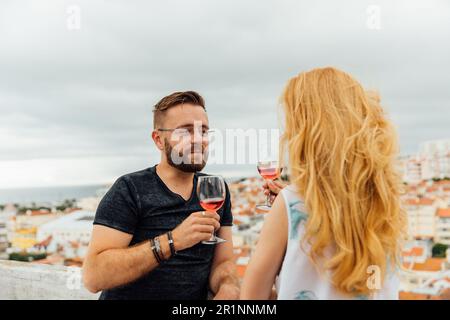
[275,185,399,300]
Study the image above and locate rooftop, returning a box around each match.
[404,198,436,206]
[403,258,446,272]
[37,210,94,232]
[437,208,450,218]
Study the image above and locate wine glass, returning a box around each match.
[256,160,282,212]
[197,175,227,244]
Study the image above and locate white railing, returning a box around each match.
[0,260,99,300]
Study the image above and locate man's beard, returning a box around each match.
[164,139,208,173]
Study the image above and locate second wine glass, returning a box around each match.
[256,160,282,212]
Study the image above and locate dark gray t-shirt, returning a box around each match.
[93,165,233,300]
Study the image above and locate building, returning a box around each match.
[435,208,450,245]
[402,139,450,183]
[419,139,450,180]
[404,155,424,184]
[33,210,94,263]
[0,216,8,260]
[400,239,450,299]
[10,212,59,251]
[400,257,448,294]
[36,210,94,245]
[401,240,432,264]
[401,139,450,183]
[404,198,437,240]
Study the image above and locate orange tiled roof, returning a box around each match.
[402,247,424,257]
[399,291,441,300]
[403,258,445,272]
[437,208,450,218]
[419,198,435,205]
[404,198,418,205]
[404,198,435,206]
[29,209,51,216]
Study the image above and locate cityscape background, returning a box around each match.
[1,138,450,299]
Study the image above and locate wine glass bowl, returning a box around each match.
[257,161,282,180]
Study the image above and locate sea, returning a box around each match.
[0,184,109,205]
[0,173,251,205]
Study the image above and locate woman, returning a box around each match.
[241,67,406,300]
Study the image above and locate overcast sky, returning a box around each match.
[0,0,449,188]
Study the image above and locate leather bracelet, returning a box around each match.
[150,238,162,264]
[154,236,165,261]
[167,231,177,256]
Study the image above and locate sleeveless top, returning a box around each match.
[275,185,399,300]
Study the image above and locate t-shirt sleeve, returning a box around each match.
[93,176,140,235]
[220,182,233,227]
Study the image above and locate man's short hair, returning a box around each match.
[153,91,206,128]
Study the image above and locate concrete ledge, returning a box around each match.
[0,260,100,300]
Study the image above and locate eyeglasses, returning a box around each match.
[157,127,214,138]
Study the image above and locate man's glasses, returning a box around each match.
[157,127,214,138]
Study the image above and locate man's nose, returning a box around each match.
[191,130,204,144]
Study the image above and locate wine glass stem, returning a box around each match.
[265,179,271,206]
[210,210,217,240]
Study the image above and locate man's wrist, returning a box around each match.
[171,229,184,251]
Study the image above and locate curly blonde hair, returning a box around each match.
[280,67,406,295]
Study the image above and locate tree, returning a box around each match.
[432,243,448,258]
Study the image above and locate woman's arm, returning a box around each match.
[240,193,288,299]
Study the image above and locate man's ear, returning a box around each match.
[151,130,164,151]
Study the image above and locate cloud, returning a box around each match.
[0,0,449,188]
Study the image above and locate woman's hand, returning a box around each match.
[262,179,287,204]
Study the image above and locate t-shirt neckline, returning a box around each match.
[151,165,198,203]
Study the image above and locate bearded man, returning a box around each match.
[82,91,240,300]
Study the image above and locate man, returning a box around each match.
[82,91,240,300]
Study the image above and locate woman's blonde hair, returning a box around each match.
[280,67,406,296]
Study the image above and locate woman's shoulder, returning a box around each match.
[281,184,305,203]
[279,184,309,241]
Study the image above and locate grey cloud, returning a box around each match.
[0,0,449,180]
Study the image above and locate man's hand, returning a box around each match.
[262,179,287,204]
[208,227,240,300]
[213,283,240,300]
[172,211,220,251]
